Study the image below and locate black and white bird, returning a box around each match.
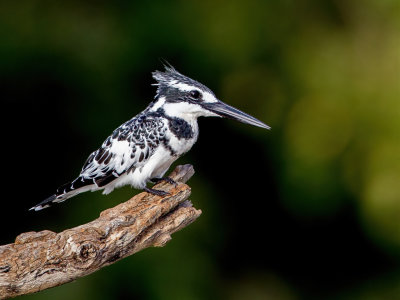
[30,66,270,211]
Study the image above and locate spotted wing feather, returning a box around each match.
[79,112,166,188]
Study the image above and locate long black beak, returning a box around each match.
[204,100,271,130]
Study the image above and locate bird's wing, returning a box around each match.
[30,113,166,210]
[79,113,166,187]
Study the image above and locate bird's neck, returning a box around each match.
[148,104,198,142]
[163,107,199,140]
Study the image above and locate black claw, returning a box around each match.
[144,187,169,197]
[163,177,178,186]
[150,176,178,186]
[150,177,162,184]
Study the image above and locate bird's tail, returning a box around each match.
[29,177,95,211]
[29,194,59,211]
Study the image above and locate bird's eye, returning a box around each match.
[189,90,201,99]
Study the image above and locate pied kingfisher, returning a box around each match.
[30,65,270,211]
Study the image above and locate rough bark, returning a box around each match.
[0,164,200,299]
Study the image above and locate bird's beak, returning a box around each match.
[203,100,271,130]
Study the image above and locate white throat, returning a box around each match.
[164,101,218,122]
[150,96,219,124]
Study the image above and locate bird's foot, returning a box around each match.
[150,176,178,187]
[144,187,169,197]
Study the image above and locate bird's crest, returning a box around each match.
[152,65,212,99]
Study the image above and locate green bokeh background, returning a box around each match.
[1,0,400,299]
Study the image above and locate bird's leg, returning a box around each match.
[145,176,178,197]
[144,187,169,197]
[150,176,178,186]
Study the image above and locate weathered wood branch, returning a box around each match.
[0,165,200,299]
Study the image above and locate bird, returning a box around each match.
[30,65,270,211]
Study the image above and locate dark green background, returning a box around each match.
[1,0,400,299]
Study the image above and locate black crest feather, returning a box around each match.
[152,64,213,99]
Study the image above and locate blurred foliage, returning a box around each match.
[1,0,400,299]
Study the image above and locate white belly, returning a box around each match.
[102,145,178,194]
[132,145,178,188]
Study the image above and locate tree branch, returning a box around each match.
[0,164,200,299]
